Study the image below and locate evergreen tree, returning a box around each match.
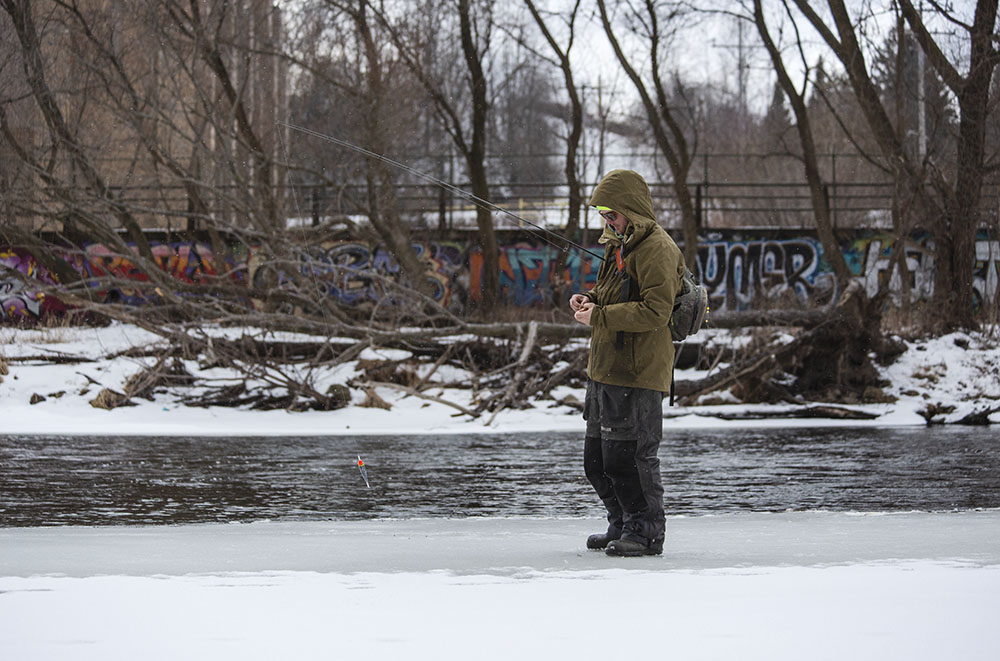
[762,79,793,149]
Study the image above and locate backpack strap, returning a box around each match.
[614,243,633,351]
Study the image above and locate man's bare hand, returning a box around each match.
[569,293,589,312]
[574,302,595,326]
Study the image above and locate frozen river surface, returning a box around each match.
[2,426,999,526]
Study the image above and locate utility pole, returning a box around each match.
[712,18,765,143]
[916,1,926,162]
[738,19,747,117]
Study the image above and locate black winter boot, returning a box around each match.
[605,538,662,557]
[586,530,621,550]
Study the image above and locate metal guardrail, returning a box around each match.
[5,178,1000,230]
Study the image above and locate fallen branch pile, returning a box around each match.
[9,291,926,420]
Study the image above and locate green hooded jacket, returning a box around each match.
[584,169,685,392]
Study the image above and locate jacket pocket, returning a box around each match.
[598,383,638,439]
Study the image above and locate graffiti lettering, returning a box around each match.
[845,232,999,310]
[696,237,835,311]
[0,279,42,318]
[974,240,1000,310]
[248,241,471,310]
[469,244,600,304]
[1,249,54,319]
[850,237,935,303]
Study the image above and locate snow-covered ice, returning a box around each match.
[2,513,999,660]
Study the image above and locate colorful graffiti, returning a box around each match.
[1,242,245,315]
[2,229,998,320]
[82,242,242,304]
[843,233,936,303]
[844,232,1000,310]
[479,232,998,311]
[694,236,835,311]
[1,278,42,318]
[1,248,56,319]
[248,241,469,309]
[468,243,601,306]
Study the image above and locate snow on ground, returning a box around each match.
[880,330,1000,414]
[1,322,998,436]
[2,513,999,660]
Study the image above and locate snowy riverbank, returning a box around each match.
[2,322,998,435]
[2,513,999,660]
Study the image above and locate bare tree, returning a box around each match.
[375,0,501,310]
[752,0,851,290]
[792,0,1000,329]
[522,0,585,303]
[596,0,700,267]
[1,0,335,321]
[310,0,434,296]
[1,0,155,261]
[900,0,998,328]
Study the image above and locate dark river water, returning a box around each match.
[1,426,998,526]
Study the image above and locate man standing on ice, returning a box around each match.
[570,169,685,557]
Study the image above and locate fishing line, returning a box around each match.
[276,123,307,224]
[276,121,605,263]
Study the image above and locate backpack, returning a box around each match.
[667,268,709,407]
[668,268,709,342]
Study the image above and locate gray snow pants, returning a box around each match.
[583,379,665,548]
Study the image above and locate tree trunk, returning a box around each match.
[355,2,434,297]
[189,1,278,233]
[459,0,499,309]
[596,0,700,268]
[468,160,499,309]
[754,0,851,292]
[2,0,154,262]
[523,0,584,305]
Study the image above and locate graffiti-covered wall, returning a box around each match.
[843,232,1000,311]
[1,242,245,319]
[251,241,470,309]
[85,242,246,305]
[2,229,998,320]
[695,234,836,311]
[1,248,63,318]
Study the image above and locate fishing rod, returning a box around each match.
[277,121,605,263]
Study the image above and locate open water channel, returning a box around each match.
[1,426,998,526]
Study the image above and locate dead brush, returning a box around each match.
[354,358,420,387]
[359,386,393,410]
[124,356,196,400]
[468,303,567,325]
[89,388,134,410]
